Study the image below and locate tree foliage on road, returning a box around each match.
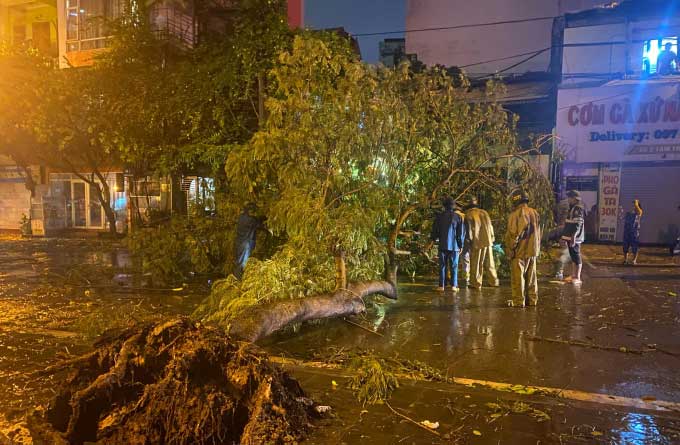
[196,35,554,335]
[2,4,552,334]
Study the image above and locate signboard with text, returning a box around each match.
[565,176,598,191]
[0,165,25,183]
[557,82,680,162]
[597,165,621,241]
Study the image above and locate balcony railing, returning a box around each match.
[150,6,196,48]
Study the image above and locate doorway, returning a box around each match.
[71,181,104,229]
[31,22,51,55]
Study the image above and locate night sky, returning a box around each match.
[304,0,406,63]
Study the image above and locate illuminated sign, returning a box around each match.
[557,83,680,162]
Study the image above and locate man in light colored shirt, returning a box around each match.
[464,197,498,289]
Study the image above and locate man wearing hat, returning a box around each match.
[464,197,499,288]
[561,190,586,284]
[504,190,541,307]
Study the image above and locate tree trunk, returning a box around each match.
[19,164,36,198]
[334,250,347,290]
[103,202,118,235]
[230,280,397,342]
[93,172,117,235]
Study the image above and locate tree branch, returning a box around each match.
[229,280,397,342]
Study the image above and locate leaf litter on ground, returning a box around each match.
[486,400,551,422]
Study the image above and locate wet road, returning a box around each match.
[263,245,680,443]
[1,237,679,443]
[0,236,205,438]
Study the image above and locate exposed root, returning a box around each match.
[28,317,318,445]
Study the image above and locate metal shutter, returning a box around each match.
[617,165,680,244]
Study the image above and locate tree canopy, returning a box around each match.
[198,34,554,329]
[2,6,552,331]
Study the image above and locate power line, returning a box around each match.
[459,48,552,69]
[351,16,557,38]
[429,39,635,76]
[472,48,552,79]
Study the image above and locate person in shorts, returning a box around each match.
[561,190,585,285]
[622,199,643,265]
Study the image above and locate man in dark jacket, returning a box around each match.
[431,196,464,291]
[234,204,263,279]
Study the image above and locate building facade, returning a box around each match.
[405,0,603,76]
[0,0,56,230]
[555,0,680,244]
[404,0,607,183]
[0,0,304,233]
[0,0,58,58]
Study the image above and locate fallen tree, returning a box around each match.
[198,35,554,334]
[27,269,396,443]
[27,32,556,445]
[230,279,397,342]
[29,318,319,445]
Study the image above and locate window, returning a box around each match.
[642,37,678,74]
[65,0,121,52]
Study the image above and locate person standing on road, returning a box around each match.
[431,196,464,292]
[455,201,470,287]
[234,204,263,279]
[465,197,499,289]
[623,199,643,265]
[505,190,541,307]
[561,190,586,284]
[551,197,571,280]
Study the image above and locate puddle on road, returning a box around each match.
[262,273,680,403]
[0,238,207,421]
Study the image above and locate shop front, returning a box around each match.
[557,81,680,244]
[43,172,127,233]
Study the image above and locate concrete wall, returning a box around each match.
[562,17,680,84]
[405,0,604,74]
[0,181,31,230]
[562,23,627,83]
[288,0,303,28]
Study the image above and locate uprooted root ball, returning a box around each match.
[28,317,318,445]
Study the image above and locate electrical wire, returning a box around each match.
[459,48,552,68]
[471,48,552,80]
[351,16,557,38]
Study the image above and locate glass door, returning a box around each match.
[71,180,105,229]
[72,181,87,227]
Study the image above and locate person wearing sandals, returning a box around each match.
[623,200,643,265]
[561,190,585,285]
